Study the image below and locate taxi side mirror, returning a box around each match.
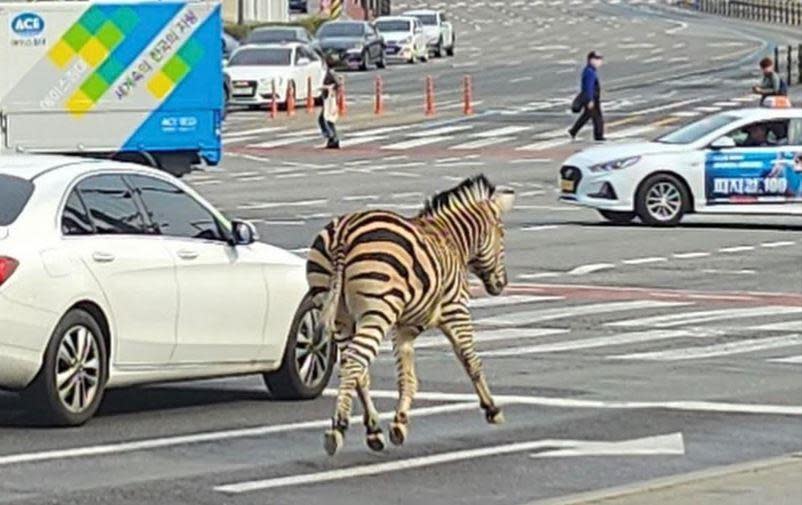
[710,136,736,150]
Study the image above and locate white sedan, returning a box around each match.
[0,156,334,426]
[224,42,326,107]
[375,16,428,63]
[559,108,802,225]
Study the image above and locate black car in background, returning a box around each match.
[289,0,308,13]
[317,21,385,71]
[245,26,322,56]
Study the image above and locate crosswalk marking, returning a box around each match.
[333,136,389,148]
[417,328,568,349]
[408,125,474,137]
[469,295,564,308]
[381,136,453,150]
[608,334,802,361]
[472,126,533,137]
[516,138,571,151]
[606,126,656,139]
[477,300,691,327]
[250,136,317,149]
[608,306,802,329]
[750,320,802,332]
[449,137,514,150]
[481,329,692,357]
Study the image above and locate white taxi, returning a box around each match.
[375,16,428,64]
[559,108,802,225]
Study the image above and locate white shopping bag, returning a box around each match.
[323,92,339,123]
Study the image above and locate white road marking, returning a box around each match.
[249,136,317,149]
[215,436,660,494]
[718,245,755,253]
[222,126,285,138]
[0,402,477,468]
[516,138,571,151]
[410,328,569,350]
[609,306,802,329]
[236,199,326,210]
[223,135,262,146]
[474,125,534,137]
[621,257,667,265]
[673,251,711,259]
[381,136,452,150]
[469,295,564,308]
[671,111,701,118]
[449,137,514,150]
[568,263,616,275]
[517,272,561,279]
[769,355,802,364]
[761,240,796,248]
[609,334,802,361]
[606,126,656,139]
[510,76,534,83]
[477,300,690,327]
[521,225,559,232]
[530,432,685,458]
[751,320,802,332]
[482,330,693,357]
[408,125,474,137]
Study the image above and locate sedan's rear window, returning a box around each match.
[0,174,34,226]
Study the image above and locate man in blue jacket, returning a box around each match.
[569,51,605,141]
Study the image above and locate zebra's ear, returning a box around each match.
[494,189,516,214]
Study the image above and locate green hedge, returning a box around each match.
[224,15,330,41]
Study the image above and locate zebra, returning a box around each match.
[306,175,515,456]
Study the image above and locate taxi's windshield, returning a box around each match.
[656,114,737,144]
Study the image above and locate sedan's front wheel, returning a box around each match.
[28,309,108,426]
[264,295,335,400]
[636,174,688,226]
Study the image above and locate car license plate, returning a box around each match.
[560,179,575,193]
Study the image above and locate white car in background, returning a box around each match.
[375,16,428,63]
[224,43,326,107]
[559,108,802,225]
[403,9,455,57]
[0,156,334,426]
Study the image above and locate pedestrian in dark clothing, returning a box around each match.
[569,51,605,141]
[319,63,341,149]
[752,57,784,104]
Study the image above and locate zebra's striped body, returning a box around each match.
[306,175,515,455]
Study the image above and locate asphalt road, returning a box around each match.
[1,1,801,504]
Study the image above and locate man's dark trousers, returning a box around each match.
[570,100,604,140]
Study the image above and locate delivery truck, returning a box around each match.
[0,0,223,176]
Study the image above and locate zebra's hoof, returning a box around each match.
[366,431,386,452]
[485,408,505,425]
[389,422,408,446]
[324,429,344,456]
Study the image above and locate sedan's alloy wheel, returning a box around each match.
[645,181,682,222]
[56,325,101,414]
[294,307,331,389]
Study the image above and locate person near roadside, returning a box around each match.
[318,60,341,149]
[569,51,605,142]
[752,57,785,104]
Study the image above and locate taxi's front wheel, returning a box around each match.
[636,174,688,226]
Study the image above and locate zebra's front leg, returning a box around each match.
[324,320,388,456]
[389,327,421,446]
[440,309,504,425]
[356,371,385,451]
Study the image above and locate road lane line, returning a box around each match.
[621,257,668,265]
[608,334,802,361]
[568,263,616,275]
[477,300,690,327]
[481,330,692,357]
[521,225,559,231]
[0,403,477,467]
[761,241,796,248]
[673,251,711,259]
[469,295,565,308]
[718,245,755,253]
[381,136,452,150]
[768,355,802,364]
[609,306,802,328]
[236,199,326,210]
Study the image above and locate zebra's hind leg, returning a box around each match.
[440,309,505,425]
[325,320,388,456]
[357,371,385,451]
[389,327,421,446]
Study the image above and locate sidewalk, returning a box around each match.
[531,454,802,505]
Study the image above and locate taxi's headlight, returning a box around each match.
[402,36,413,45]
[589,156,641,173]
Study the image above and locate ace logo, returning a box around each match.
[11,13,45,37]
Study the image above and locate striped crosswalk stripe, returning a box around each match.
[608,334,802,361]
[481,329,692,357]
[477,300,691,327]
[381,136,452,150]
[608,306,802,329]
[469,295,564,308]
[449,137,514,150]
[768,355,802,364]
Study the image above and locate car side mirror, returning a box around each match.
[231,219,258,246]
[710,136,736,150]
[297,57,311,66]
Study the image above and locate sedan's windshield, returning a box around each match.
[656,114,737,144]
[410,14,437,25]
[318,23,364,38]
[376,20,412,32]
[246,29,299,44]
[229,48,292,66]
[0,174,34,226]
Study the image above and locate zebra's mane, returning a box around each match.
[418,174,496,218]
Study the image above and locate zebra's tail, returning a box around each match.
[319,244,345,336]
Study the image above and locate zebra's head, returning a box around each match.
[470,188,515,296]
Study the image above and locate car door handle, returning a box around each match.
[177,250,199,261]
[92,252,116,263]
